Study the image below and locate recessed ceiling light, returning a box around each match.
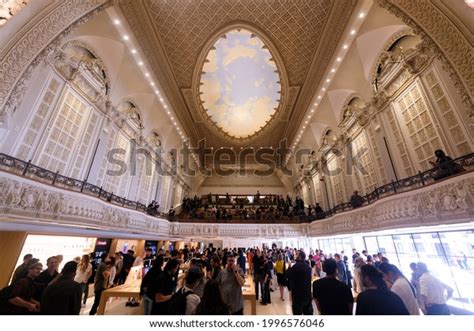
[131,49,137,54]
[164,105,168,109]
[350,29,356,35]
[343,44,348,49]
[160,98,164,102]
[114,19,120,25]
[331,68,336,73]
[150,82,155,86]
[305,121,308,124]
[138,61,143,66]
[326,78,330,83]
[171,117,174,120]
[145,72,150,77]
[167,111,170,114]
[311,109,315,113]
[322,87,326,91]
[318,95,322,99]
[307,115,311,119]
[123,35,129,41]
[155,90,159,94]
[337,57,342,62]
[359,12,365,18]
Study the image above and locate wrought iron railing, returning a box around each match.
[0,153,149,214]
[0,152,473,223]
[321,152,474,219]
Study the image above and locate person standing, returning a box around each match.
[209,255,222,280]
[313,258,353,315]
[334,254,347,285]
[74,254,92,307]
[417,262,453,315]
[151,258,180,315]
[3,262,42,314]
[378,263,420,315]
[286,250,313,315]
[88,253,110,315]
[33,256,59,301]
[41,261,82,314]
[252,250,263,301]
[260,255,272,305]
[216,254,245,315]
[237,250,246,274]
[356,264,409,315]
[10,254,33,284]
[141,256,164,315]
[195,280,230,315]
[274,254,287,301]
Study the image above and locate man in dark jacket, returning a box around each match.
[41,261,82,314]
[350,191,364,209]
[286,250,313,315]
[4,262,42,314]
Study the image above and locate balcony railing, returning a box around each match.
[0,153,150,214]
[0,152,473,223]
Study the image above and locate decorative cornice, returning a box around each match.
[0,0,109,121]
[2,168,472,240]
[375,0,474,117]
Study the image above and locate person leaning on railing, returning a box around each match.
[429,149,464,181]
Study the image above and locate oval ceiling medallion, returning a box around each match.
[199,29,281,139]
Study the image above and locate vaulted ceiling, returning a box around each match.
[119,0,358,149]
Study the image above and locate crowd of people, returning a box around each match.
[180,193,326,222]
[0,243,459,316]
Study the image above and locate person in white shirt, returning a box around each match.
[417,262,453,315]
[74,254,92,307]
[182,267,202,315]
[379,263,421,315]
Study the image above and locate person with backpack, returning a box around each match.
[151,258,180,314]
[168,267,201,315]
[195,280,230,315]
[1,261,43,314]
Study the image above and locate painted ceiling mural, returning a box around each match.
[199,29,281,139]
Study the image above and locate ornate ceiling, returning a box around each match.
[119,0,357,149]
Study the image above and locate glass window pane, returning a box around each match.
[364,236,379,255]
[439,231,474,312]
[392,234,418,278]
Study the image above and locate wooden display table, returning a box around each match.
[97,266,143,315]
[242,275,257,315]
[97,281,141,315]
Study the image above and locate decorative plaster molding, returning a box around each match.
[375,0,474,117]
[1,170,472,239]
[0,0,108,123]
[309,171,474,237]
[0,171,170,237]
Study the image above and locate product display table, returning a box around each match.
[97,280,141,315]
[242,275,257,315]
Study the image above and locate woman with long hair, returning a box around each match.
[378,263,421,315]
[74,254,92,307]
[194,280,230,315]
[356,264,409,315]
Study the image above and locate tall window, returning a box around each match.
[395,82,445,171]
[36,88,91,175]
